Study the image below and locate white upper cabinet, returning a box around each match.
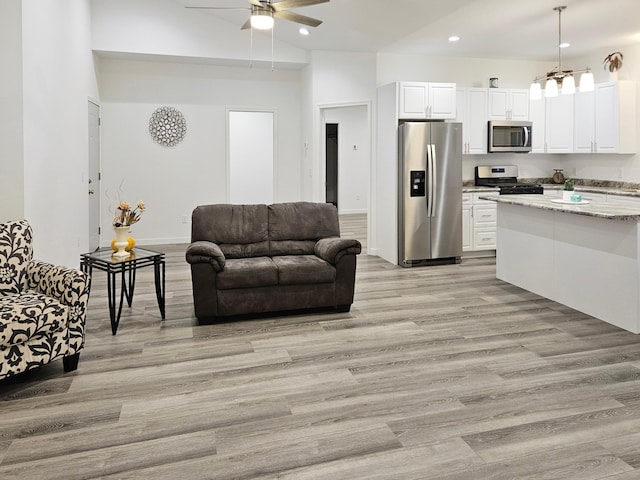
[545,94,574,153]
[595,81,636,153]
[398,82,457,119]
[488,88,529,121]
[529,93,546,153]
[456,87,488,154]
[574,90,596,153]
[573,81,636,154]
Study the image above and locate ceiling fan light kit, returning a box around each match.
[529,6,594,100]
[250,6,274,30]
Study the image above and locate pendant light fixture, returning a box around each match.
[529,6,594,100]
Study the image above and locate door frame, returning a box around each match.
[325,122,339,208]
[88,98,101,251]
[318,101,372,244]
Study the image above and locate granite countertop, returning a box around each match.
[463,183,640,197]
[462,186,497,193]
[541,184,640,197]
[479,193,640,221]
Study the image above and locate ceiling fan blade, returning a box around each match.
[273,10,322,27]
[271,0,329,11]
[185,6,249,10]
[240,18,252,29]
[248,0,262,6]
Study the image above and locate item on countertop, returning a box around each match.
[552,169,565,184]
[563,179,575,201]
[570,193,582,202]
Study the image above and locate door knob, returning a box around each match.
[88,190,95,195]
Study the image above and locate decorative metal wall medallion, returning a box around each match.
[149,106,187,147]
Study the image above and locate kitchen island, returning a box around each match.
[481,194,640,333]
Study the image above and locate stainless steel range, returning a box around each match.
[474,165,544,195]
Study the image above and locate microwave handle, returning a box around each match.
[523,126,530,148]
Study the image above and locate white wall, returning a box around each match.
[0,0,24,221]
[309,51,377,202]
[15,0,99,268]
[322,106,369,214]
[98,57,302,245]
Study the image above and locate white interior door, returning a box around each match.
[88,101,100,250]
[228,111,274,204]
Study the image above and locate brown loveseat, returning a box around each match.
[185,202,361,322]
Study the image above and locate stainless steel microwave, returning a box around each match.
[488,121,532,153]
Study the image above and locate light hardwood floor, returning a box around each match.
[2,214,640,479]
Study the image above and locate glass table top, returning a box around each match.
[81,247,164,266]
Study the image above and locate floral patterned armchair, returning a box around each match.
[0,220,90,380]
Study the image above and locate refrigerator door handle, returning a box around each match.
[429,144,437,217]
[427,144,433,217]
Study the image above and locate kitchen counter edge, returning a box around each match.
[479,194,640,220]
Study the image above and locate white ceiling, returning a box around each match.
[175,0,640,62]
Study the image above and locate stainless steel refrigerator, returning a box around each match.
[398,121,462,266]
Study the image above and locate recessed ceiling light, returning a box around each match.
[559,42,570,48]
[299,27,310,36]
[448,35,460,42]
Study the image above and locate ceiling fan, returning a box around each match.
[185,0,329,30]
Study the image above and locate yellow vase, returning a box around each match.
[111,236,135,252]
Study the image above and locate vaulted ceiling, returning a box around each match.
[175,0,640,62]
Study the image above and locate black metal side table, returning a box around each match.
[80,247,165,335]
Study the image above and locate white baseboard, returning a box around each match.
[339,209,368,215]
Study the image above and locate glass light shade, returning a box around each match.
[561,75,576,95]
[579,71,595,92]
[545,78,558,97]
[529,82,542,100]
[251,13,274,30]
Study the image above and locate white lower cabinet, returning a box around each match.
[543,187,561,198]
[463,191,499,253]
[578,192,607,202]
[462,193,472,251]
[607,194,640,206]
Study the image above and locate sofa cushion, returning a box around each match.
[0,220,33,296]
[272,255,336,285]
[0,291,68,348]
[191,204,269,258]
[269,202,340,256]
[216,257,278,290]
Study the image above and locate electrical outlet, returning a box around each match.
[181,215,188,224]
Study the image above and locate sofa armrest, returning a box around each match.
[186,240,226,272]
[314,237,361,264]
[26,260,91,352]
